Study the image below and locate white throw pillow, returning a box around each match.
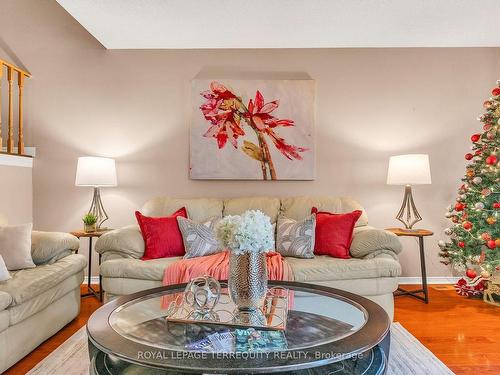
[0,223,35,270]
[0,255,10,282]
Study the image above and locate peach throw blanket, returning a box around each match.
[162,250,293,286]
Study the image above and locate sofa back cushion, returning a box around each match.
[223,197,281,223]
[141,197,223,223]
[281,196,368,227]
[141,196,366,226]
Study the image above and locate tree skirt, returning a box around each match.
[27,322,453,375]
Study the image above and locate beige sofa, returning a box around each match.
[0,230,86,373]
[96,196,402,319]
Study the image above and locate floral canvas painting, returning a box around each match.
[191,79,315,180]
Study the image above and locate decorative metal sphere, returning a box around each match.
[184,276,221,315]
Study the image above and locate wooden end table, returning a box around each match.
[386,228,433,304]
[71,229,111,302]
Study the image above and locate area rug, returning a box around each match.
[27,322,454,375]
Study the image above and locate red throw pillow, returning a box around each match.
[311,207,362,259]
[135,207,188,260]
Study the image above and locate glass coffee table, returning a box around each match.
[87,281,390,374]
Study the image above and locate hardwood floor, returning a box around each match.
[4,284,500,375]
[394,284,500,375]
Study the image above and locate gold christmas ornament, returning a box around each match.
[481,270,491,278]
[486,216,497,225]
[466,169,475,178]
[483,276,500,307]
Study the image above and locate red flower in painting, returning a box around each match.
[265,129,308,160]
[199,81,310,179]
[200,82,245,148]
[203,111,244,149]
[247,91,294,130]
[246,91,307,160]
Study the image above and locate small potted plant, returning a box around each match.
[82,213,98,233]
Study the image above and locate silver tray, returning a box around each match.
[164,286,290,331]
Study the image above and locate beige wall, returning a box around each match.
[0,165,32,225]
[1,0,499,277]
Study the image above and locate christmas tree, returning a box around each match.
[439,82,500,285]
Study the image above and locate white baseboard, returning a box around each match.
[84,276,101,284]
[399,276,460,284]
[84,276,461,285]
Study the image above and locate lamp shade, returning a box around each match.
[387,154,431,185]
[75,157,117,187]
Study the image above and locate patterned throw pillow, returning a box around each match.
[177,216,221,259]
[276,215,316,258]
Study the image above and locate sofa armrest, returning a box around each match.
[95,225,145,261]
[350,226,402,260]
[31,231,80,265]
[0,291,12,311]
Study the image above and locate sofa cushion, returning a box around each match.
[100,257,182,281]
[8,270,83,325]
[31,231,80,265]
[141,197,223,223]
[286,254,401,282]
[0,254,86,306]
[281,196,368,227]
[0,310,9,333]
[223,197,281,223]
[0,291,11,311]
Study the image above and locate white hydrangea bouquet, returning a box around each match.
[215,210,274,255]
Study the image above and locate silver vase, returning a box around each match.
[229,252,267,311]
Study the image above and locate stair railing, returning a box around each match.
[0,59,31,156]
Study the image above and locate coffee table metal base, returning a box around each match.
[89,334,389,375]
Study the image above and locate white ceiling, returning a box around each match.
[56,0,500,49]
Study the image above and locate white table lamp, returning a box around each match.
[75,156,117,228]
[387,154,431,229]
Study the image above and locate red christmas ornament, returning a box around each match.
[470,134,481,142]
[487,240,497,249]
[462,221,473,230]
[492,87,500,96]
[493,202,500,209]
[486,155,497,165]
[474,149,482,156]
[483,123,492,131]
[455,202,465,211]
[465,153,473,160]
[466,269,477,279]
[458,241,465,248]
